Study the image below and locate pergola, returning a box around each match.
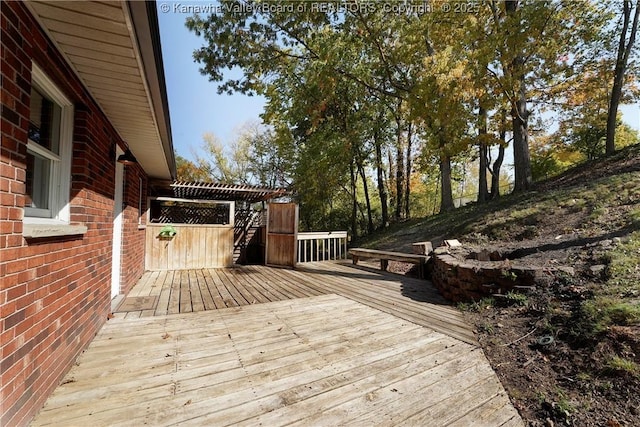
[151,180,289,203]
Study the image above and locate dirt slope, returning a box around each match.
[358,144,640,426]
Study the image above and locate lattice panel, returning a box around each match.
[152,202,230,225]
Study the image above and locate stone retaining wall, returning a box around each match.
[431,247,573,302]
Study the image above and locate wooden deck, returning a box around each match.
[32,293,522,426]
[115,261,476,345]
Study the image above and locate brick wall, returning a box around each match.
[1,2,148,425]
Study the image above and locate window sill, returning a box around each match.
[23,223,88,239]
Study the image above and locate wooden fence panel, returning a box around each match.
[145,225,233,271]
[267,203,297,234]
[265,203,298,268]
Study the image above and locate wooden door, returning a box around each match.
[265,203,298,268]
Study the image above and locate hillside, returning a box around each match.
[357,144,640,426]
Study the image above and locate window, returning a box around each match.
[25,64,73,223]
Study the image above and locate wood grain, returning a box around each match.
[34,295,522,426]
[116,261,477,345]
[145,225,233,270]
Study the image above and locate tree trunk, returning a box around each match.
[490,144,505,199]
[439,153,455,212]
[350,161,358,239]
[374,123,389,228]
[358,163,374,234]
[395,116,405,220]
[505,0,532,193]
[489,112,508,199]
[511,83,532,192]
[433,172,441,215]
[477,105,489,203]
[404,121,412,219]
[388,147,395,219]
[606,0,640,155]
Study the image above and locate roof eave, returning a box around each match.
[126,1,176,180]
[25,0,176,180]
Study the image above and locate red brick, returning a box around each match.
[9,180,24,194]
[1,2,149,425]
[7,234,23,247]
[6,283,25,300]
[1,192,15,206]
[8,207,21,220]
[0,179,9,193]
[1,162,14,178]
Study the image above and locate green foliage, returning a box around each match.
[536,389,575,421]
[458,297,495,312]
[188,124,291,188]
[606,356,640,378]
[574,298,640,340]
[529,135,578,181]
[175,155,210,182]
[503,291,529,307]
[554,391,576,418]
[530,149,567,181]
[500,270,518,282]
[184,0,637,234]
[588,206,607,221]
[477,322,495,335]
[615,121,640,150]
[606,231,640,290]
[557,115,639,162]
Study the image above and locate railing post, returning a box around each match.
[296,231,348,263]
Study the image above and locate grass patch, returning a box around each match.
[503,291,529,307]
[564,198,587,213]
[604,231,640,291]
[458,297,495,312]
[554,389,576,416]
[508,207,540,220]
[537,389,575,422]
[478,322,495,335]
[605,356,640,378]
[569,233,640,342]
[571,298,640,341]
[588,206,607,221]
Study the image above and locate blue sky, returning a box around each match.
[157,2,639,163]
[158,3,266,161]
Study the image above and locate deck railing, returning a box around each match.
[297,231,348,263]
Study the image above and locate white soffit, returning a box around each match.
[27,0,172,180]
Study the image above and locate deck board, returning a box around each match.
[33,295,522,426]
[115,261,476,344]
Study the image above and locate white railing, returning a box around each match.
[297,231,348,263]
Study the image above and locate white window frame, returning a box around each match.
[24,63,73,225]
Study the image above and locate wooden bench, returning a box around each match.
[348,248,429,279]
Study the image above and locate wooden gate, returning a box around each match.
[265,202,298,268]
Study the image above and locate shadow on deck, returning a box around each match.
[31,263,524,426]
[115,261,476,345]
